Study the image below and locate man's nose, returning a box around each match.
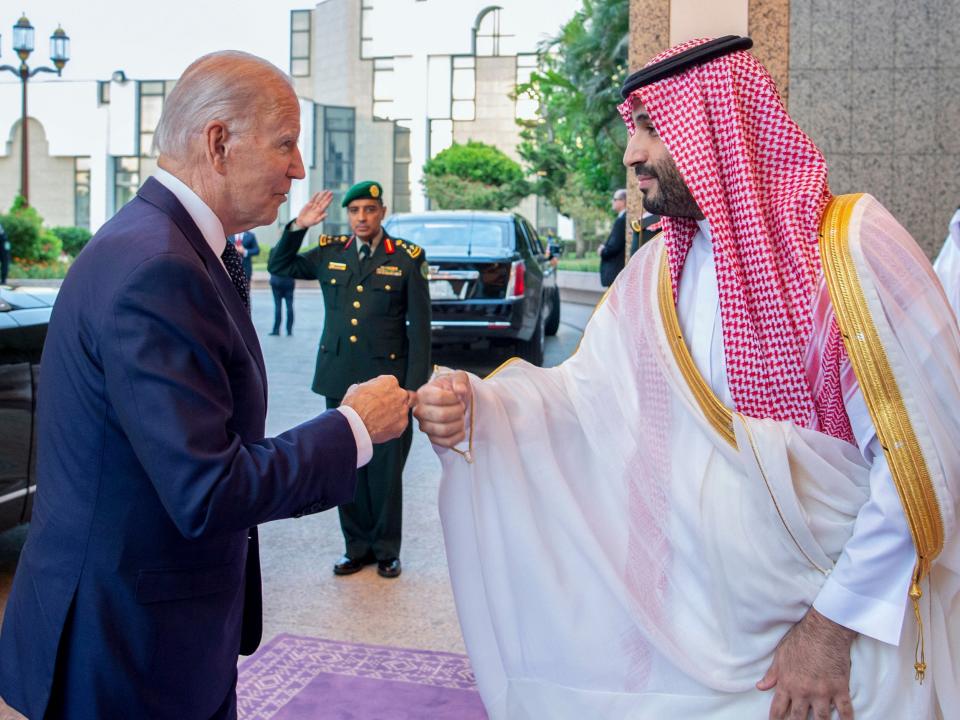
[289,145,306,180]
[623,133,647,169]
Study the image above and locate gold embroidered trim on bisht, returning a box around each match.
[657,251,737,449]
[819,193,944,682]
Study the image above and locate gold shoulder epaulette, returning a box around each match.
[395,238,422,259]
[318,234,349,247]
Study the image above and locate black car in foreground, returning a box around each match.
[0,285,55,533]
[384,211,561,366]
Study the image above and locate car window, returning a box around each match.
[385,218,514,256]
[515,219,540,258]
[525,221,545,255]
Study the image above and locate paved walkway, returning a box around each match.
[0,289,591,717]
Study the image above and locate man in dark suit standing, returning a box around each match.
[0,51,413,720]
[269,181,431,579]
[231,230,260,286]
[598,188,628,287]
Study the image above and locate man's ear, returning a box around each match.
[203,120,230,175]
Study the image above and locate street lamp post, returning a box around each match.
[0,14,70,207]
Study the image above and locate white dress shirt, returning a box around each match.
[676,219,915,645]
[152,169,373,468]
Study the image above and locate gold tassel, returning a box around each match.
[910,562,927,683]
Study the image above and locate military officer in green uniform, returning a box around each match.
[268,181,431,578]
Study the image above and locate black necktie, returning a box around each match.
[221,241,250,310]
[359,242,371,267]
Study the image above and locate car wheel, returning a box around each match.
[517,307,545,366]
[544,286,561,337]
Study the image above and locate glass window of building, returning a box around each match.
[74,157,91,229]
[474,6,516,56]
[515,54,539,120]
[290,9,312,77]
[393,121,412,214]
[139,81,166,157]
[451,56,475,121]
[114,157,140,214]
[360,2,374,58]
[323,106,355,236]
[373,57,395,120]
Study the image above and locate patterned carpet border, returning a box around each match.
[237,634,478,719]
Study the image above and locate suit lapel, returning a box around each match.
[358,233,393,284]
[136,178,268,396]
[337,239,360,280]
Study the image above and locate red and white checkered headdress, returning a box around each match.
[619,38,852,440]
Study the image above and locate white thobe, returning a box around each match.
[679,219,914,645]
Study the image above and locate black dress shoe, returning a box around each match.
[268,331,280,336]
[333,553,374,576]
[377,558,401,578]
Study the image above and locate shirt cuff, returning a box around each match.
[335,406,373,468]
[813,575,907,646]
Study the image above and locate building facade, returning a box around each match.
[627,0,960,259]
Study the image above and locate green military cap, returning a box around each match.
[342,180,384,207]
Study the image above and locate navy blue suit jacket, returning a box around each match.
[236,230,259,280]
[0,178,358,718]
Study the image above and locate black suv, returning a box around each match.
[384,211,561,366]
[0,285,55,532]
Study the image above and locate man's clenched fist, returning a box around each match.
[342,375,416,444]
[414,371,471,447]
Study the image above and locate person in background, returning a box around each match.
[933,206,960,318]
[269,180,431,579]
[0,220,10,284]
[232,230,260,287]
[268,247,296,336]
[598,188,627,287]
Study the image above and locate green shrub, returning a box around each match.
[422,141,530,211]
[2,195,65,265]
[8,259,71,279]
[51,226,93,257]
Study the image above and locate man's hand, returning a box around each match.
[341,375,416,444]
[414,372,471,447]
[757,607,856,720]
[296,190,334,229]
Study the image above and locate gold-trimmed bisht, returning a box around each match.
[819,193,944,682]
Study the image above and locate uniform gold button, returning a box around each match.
[356,285,364,293]
[349,335,357,343]
[389,353,397,360]
[331,278,337,285]
[353,300,361,309]
[351,318,358,326]
[384,284,391,291]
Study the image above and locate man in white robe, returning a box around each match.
[415,37,960,720]
[934,207,960,318]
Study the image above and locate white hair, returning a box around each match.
[154,50,293,160]
[613,188,627,201]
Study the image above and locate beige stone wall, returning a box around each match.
[0,117,76,227]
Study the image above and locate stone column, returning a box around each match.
[625,0,670,259]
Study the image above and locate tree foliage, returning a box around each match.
[2,195,62,265]
[516,0,629,225]
[422,141,530,211]
[51,225,93,257]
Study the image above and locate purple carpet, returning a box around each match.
[237,634,488,719]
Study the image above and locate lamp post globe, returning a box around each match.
[0,14,71,206]
[12,14,34,61]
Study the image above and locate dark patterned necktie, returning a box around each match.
[221,240,250,310]
[359,242,371,267]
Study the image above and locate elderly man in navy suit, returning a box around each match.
[0,51,413,719]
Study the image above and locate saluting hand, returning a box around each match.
[414,372,471,448]
[342,375,416,444]
[296,190,334,229]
